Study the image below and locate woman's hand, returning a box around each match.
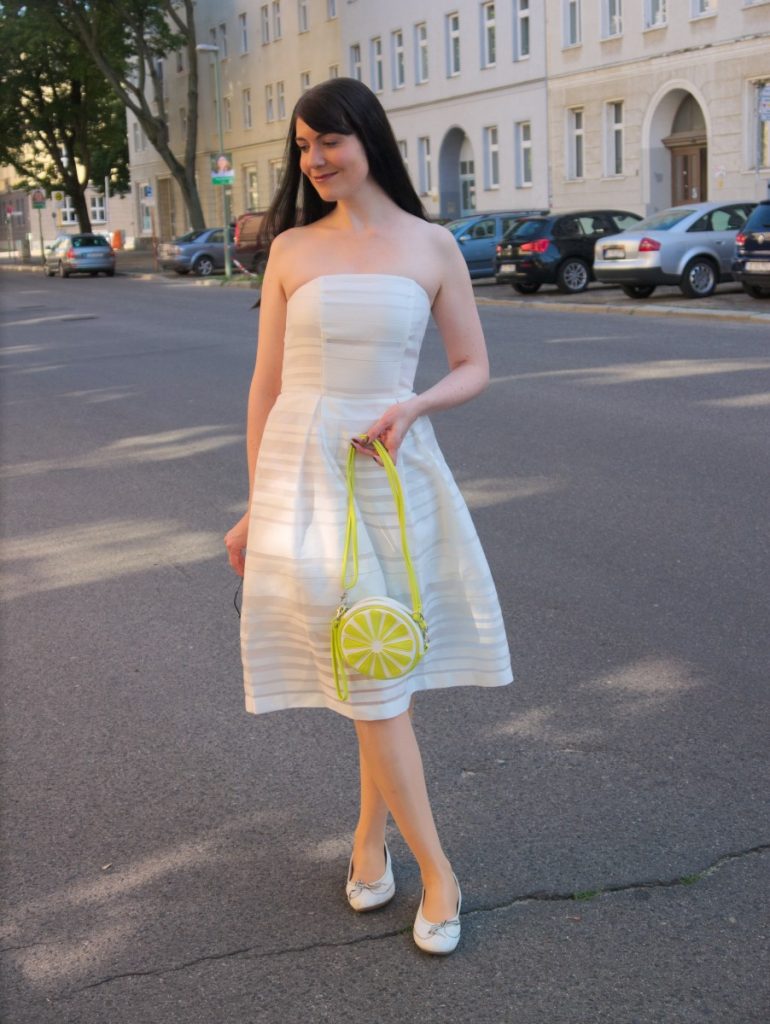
[353,399,419,464]
[224,512,250,577]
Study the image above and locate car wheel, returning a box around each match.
[43,264,54,277]
[512,281,541,294]
[193,255,215,277]
[89,271,98,277]
[58,262,68,278]
[621,284,656,299]
[106,269,115,277]
[556,258,590,293]
[175,268,190,275]
[680,257,717,298]
[742,282,770,299]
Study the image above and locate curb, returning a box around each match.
[474,295,770,326]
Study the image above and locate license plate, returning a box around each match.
[498,263,516,274]
[603,247,625,259]
[745,261,769,272]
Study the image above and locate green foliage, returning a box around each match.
[0,1,129,228]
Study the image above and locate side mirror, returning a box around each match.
[458,234,470,243]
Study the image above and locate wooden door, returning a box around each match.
[672,147,707,206]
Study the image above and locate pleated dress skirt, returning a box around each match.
[240,274,513,721]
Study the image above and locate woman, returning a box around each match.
[225,78,512,955]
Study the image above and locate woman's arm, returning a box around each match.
[224,239,289,575]
[359,226,489,462]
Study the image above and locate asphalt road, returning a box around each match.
[1,272,769,1023]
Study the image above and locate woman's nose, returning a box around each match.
[308,145,326,167]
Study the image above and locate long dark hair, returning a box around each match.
[260,78,427,246]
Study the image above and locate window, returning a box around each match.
[89,194,106,223]
[139,190,152,232]
[515,121,532,186]
[272,1,282,38]
[242,88,252,129]
[645,0,667,27]
[567,108,584,178]
[350,43,362,80]
[392,30,405,89]
[260,5,270,43]
[415,22,429,82]
[265,84,274,122]
[209,27,217,46]
[300,70,311,92]
[298,0,309,33]
[398,139,408,165]
[755,80,770,169]
[563,0,581,46]
[175,48,184,73]
[482,3,496,67]
[218,23,228,58]
[132,122,140,152]
[269,158,284,199]
[418,137,432,193]
[483,126,499,187]
[277,81,285,118]
[239,13,249,52]
[328,63,339,78]
[245,166,259,209]
[223,97,231,131]
[371,37,383,92]
[61,196,78,225]
[513,0,530,59]
[327,0,337,16]
[601,0,622,37]
[691,0,716,15]
[446,13,461,76]
[605,101,623,175]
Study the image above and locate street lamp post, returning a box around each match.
[195,43,232,281]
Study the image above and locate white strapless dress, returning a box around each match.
[241,274,512,721]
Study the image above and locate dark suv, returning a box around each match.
[495,209,642,293]
[732,200,770,299]
[233,212,268,275]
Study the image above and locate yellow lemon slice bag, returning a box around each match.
[331,439,429,701]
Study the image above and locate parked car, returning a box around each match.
[44,233,116,278]
[233,211,269,275]
[495,209,642,293]
[732,200,770,299]
[445,210,547,278]
[159,227,235,276]
[593,200,756,299]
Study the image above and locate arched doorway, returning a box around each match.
[664,95,708,205]
[439,128,476,220]
[646,87,709,211]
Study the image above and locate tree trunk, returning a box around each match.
[72,186,92,232]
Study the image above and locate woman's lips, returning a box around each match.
[313,172,337,182]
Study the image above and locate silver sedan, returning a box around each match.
[593,201,755,299]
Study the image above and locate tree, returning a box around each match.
[58,0,205,230]
[0,3,130,232]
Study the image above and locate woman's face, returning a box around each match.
[295,117,370,201]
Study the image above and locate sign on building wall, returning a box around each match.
[211,153,235,185]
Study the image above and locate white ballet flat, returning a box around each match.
[345,843,395,912]
[413,874,462,955]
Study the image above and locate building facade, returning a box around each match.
[124,0,770,243]
[545,0,770,215]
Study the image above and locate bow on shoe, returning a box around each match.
[348,877,391,899]
[428,916,461,938]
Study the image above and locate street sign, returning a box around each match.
[31,188,46,209]
[211,152,235,186]
[52,191,64,202]
[759,84,770,123]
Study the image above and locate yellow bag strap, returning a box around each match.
[340,437,424,620]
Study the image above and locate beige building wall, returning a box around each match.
[545,0,770,215]
[128,0,341,241]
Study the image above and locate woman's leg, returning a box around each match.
[350,701,414,882]
[354,708,458,923]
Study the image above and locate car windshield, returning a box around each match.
[175,229,208,244]
[633,209,696,231]
[444,218,474,235]
[507,219,547,241]
[72,235,109,247]
[745,204,770,231]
